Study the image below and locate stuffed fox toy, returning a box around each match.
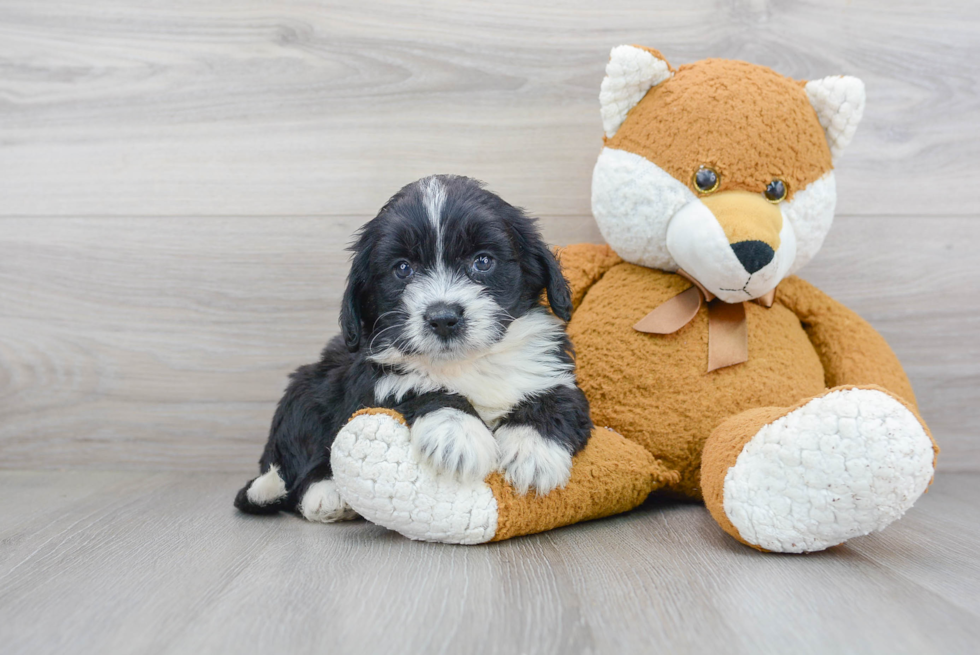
[328,46,938,552]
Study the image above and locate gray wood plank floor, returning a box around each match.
[1,470,978,655]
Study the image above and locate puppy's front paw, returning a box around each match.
[411,408,498,482]
[496,425,573,496]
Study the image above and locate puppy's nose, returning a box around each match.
[731,240,775,274]
[424,302,464,338]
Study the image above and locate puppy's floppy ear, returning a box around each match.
[511,211,573,321]
[339,233,373,352]
[539,244,573,322]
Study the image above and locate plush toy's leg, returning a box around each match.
[701,385,938,553]
[331,408,678,544]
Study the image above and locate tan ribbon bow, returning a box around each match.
[633,270,776,373]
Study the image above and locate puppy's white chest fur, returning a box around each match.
[372,309,575,425]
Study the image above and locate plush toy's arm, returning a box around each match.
[777,276,918,407]
[332,409,677,544]
[554,243,623,312]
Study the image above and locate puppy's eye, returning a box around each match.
[764,179,788,203]
[693,166,720,194]
[393,261,414,279]
[472,254,494,272]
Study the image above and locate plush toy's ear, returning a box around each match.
[804,76,866,162]
[599,45,673,138]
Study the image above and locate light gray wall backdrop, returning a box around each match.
[1,0,977,472]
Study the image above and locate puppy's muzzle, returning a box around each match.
[424,302,464,339]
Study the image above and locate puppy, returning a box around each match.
[234,175,592,523]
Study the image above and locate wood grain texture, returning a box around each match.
[0,0,977,218]
[1,3,977,651]
[0,215,600,471]
[0,469,978,654]
[1,215,977,472]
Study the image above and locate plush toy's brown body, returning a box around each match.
[329,47,938,552]
[561,248,928,497]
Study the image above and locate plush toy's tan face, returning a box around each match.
[592,46,865,302]
[609,59,833,203]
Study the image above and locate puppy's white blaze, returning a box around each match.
[373,309,575,425]
[411,408,499,481]
[246,465,287,506]
[397,267,504,360]
[299,479,359,523]
[421,176,447,257]
[496,424,573,496]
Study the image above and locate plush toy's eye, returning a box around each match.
[472,254,494,272]
[764,179,788,203]
[693,167,720,194]
[393,260,414,279]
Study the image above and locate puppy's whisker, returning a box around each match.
[371,310,402,332]
[368,320,405,353]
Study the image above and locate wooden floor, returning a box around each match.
[1,470,978,654]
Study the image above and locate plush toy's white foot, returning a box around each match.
[722,388,935,553]
[331,412,499,544]
[299,479,359,523]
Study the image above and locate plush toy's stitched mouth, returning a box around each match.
[719,275,754,298]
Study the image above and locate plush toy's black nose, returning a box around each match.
[424,302,464,338]
[731,240,775,274]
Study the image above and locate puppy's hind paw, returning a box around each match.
[496,425,572,496]
[411,408,499,482]
[299,479,359,523]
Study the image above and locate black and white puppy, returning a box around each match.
[234,175,592,523]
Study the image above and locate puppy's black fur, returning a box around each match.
[235,175,591,517]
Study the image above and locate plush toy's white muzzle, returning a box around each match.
[592,147,837,302]
[665,196,797,303]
